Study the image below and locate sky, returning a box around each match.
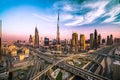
[0,0,120,41]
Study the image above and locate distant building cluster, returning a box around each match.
[27,12,120,54]
[1,44,29,62]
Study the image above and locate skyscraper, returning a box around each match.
[107,34,113,45]
[44,37,49,46]
[80,34,86,51]
[110,34,113,45]
[90,33,94,49]
[56,11,60,44]
[107,35,110,45]
[98,34,101,47]
[29,35,33,44]
[94,29,98,49]
[34,27,39,48]
[72,32,78,52]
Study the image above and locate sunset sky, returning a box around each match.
[0,0,120,41]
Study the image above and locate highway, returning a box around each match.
[15,43,112,80]
[84,46,115,76]
[8,60,33,72]
[29,47,110,80]
[30,52,80,80]
[24,54,44,80]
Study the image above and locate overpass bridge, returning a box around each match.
[29,47,110,80]
[8,60,33,72]
[14,43,111,80]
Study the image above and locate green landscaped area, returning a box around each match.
[67,57,91,68]
[56,71,62,80]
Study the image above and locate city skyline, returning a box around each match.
[0,0,120,41]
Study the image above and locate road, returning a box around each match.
[84,46,115,76]
[15,43,112,80]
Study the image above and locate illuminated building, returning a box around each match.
[22,47,29,57]
[72,32,78,52]
[8,45,16,51]
[11,49,17,56]
[19,54,25,61]
[80,34,86,51]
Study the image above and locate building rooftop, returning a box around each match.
[113,60,120,65]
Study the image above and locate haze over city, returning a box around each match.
[0,0,120,41]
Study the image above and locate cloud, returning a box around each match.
[53,0,120,27]
[103,5,120,23]
[32,13,56,23]
[63,5,73,11]
[65,16,84,26]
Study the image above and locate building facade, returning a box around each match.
[90,33,94,49]
[80,34,86,51]
[72,32,78,52]
[34,27,39,48]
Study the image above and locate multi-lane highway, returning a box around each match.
[15,43,114,80]
[85,46,115,75]
[29,47,111,80]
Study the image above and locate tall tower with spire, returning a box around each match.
[34,27,39,48]
[56,11,60,44]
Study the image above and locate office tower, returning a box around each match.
[80,34,86,51]
[102,39,105,45]
[93,29,98,49]
[56,11,60,44]
[110,34,113,45]
[107,35,113,45]
[44,37,49,46]
[34,27,39,48]
[107,36,110,45]
[29,35,33,44]
[98,34,101,47]
[114,38,120,44]
[90,33,94,49]
[72,32,78,52]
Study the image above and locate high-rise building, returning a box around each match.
[44,37,49,46]
[93,29,98,49]
[110,34,113,45]
[72,32,78,52]
[80,34,86,51]
[107,34,113,45]
[56,11,61,51]
[102,39,106,45]
[114,38,120,44]
[56,11,60,44]
[98,34,101,47]
[107,35,110,45]
[29,35,33,44]
[34,27,39,48]
[90,33,94,49]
